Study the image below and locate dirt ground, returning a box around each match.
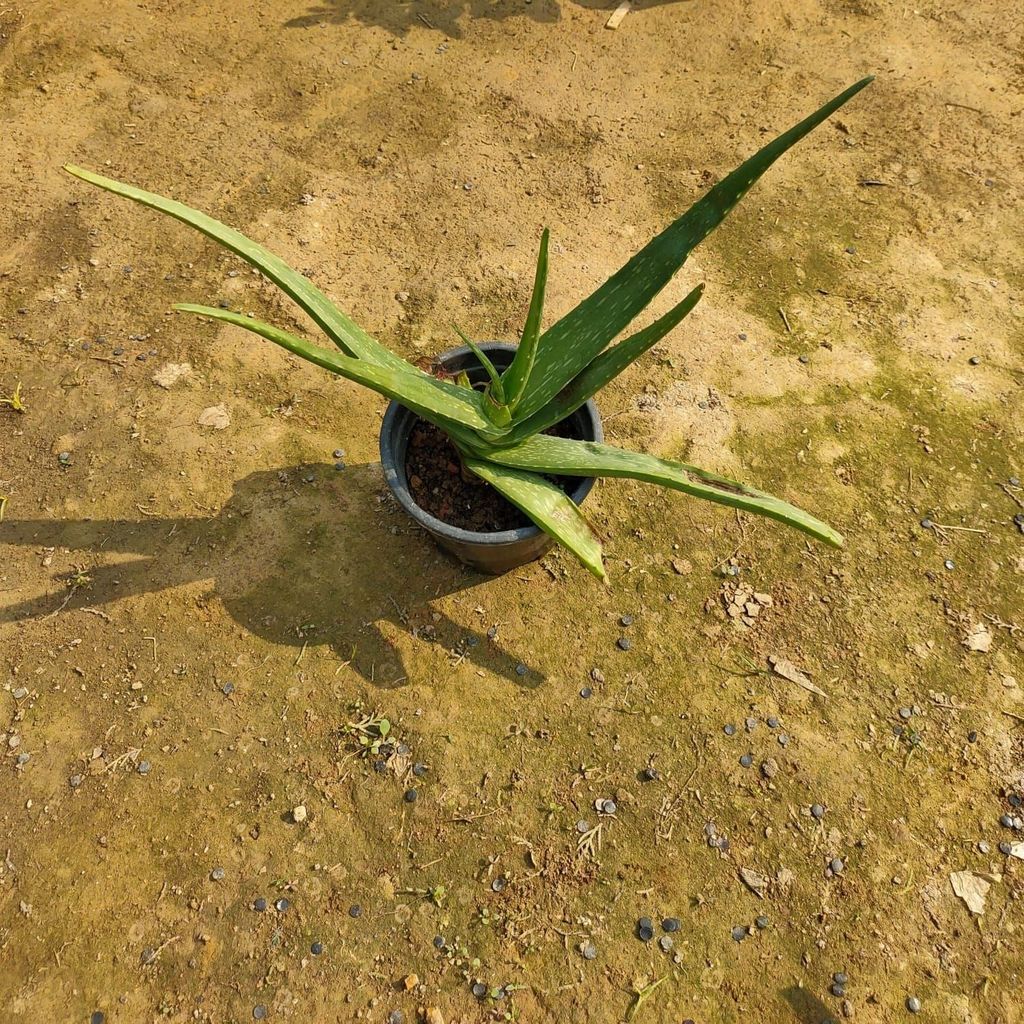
[2,1,1023,1022]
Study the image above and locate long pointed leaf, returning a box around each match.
[482,435,843,547]
[463,457,606,580]
[514,77,873,420]
[63,164,409,371]
[175,304,492,433]
[504,284,704,444]
[501,228,549,409]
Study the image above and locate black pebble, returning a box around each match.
[404,788,418,803]
[275,898,290,912]
[755,915,769,930]
[616,637,632,651]
[253,897,267,912]
[310,941,323,955]
[739,753,753,768]
[91,1013,105,1024]
[967,731,977,743]
[412,763,427,777]
[661,917,680,932]
[471,982,487,998]
[348,904,362,918]
[515,663,528,676]
[637,917,654,942]
[723,724,736,736]
[433,935,445,949]
[580,687,593,699]
[619,614,634,626]
[833,972,849,985]
[253,1007,267,1021]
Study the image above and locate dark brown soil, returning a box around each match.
[406,420,533,532]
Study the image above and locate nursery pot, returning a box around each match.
[379,342,603,575]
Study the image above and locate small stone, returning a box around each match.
[906,996,921,1014]
[641,767,659,781]
[739,753,754,768]
[253,1007,268,1021]
[662,917,680,932]
[1000,814,1014,828]
[969,355,981,365]
[944,559,955,570]
[830,858,845,875]
[275,898,290,912]
[310,941,323,955]
[580,687,593,699]
[637,917,654,942]
[91,1013,106,1024]
[211,867,225,881]
[292,805,307,823]
[616,637,632,651]
[253,897,268,912]
[731,925,747,942]
[619,614,634,627]
[760,758,779,779]
[601,799,617,815]
[920,518,934,529]
[967,730,977,743]
[69,774,83,789]
[221,682,235,695]
[723,724,736,736]
[591,667,605,683]
[777,733,789,747]
[403,788,418,803]
[999,842,1012,855]
[576,819,590,834]
[388,1012,404,1024]
[978,841,991,854]
[433,935,445,949]
[659,935,674,952]
[490,876,507,893]
[744,717,757,732]
[412,762,428,777]
[348,904,362,918]
[57,451,72,466]
[403,974,419,991]
[581,941,597,960]
[471,982,487,998]
[766,715,780,728]
[755,915,769,930]
[811,803,826,819]
[12,687,28,700]
[140,947,157,965]
[515,663,528,676]
[833,973,849,985]
[137,760,151,775]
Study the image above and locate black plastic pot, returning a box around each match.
[379,342,603,575]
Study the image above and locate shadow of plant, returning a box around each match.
[0,463,542,689]
[284,0,683,37]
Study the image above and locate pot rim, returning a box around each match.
[379,342,602,547]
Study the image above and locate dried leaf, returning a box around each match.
[152,361,192,388]
[950,870,998,915]
[197,404,230,430]
[739,867,767,897]
[768,656,829,698]
[963,623,993,653]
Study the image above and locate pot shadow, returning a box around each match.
[0,463,543,689]
[283,0,688,36]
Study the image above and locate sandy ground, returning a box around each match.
[1,1,1023,1022]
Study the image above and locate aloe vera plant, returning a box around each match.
[64,77,871,581]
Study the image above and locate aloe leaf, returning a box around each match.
[63,164,409,371]
[503,284,704,445]
[513,77,873,420]
[463,457,606,580]
[452,324,506,405]
[502,228,549,409]
[175,304,492,432]
[482,435,844,548]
